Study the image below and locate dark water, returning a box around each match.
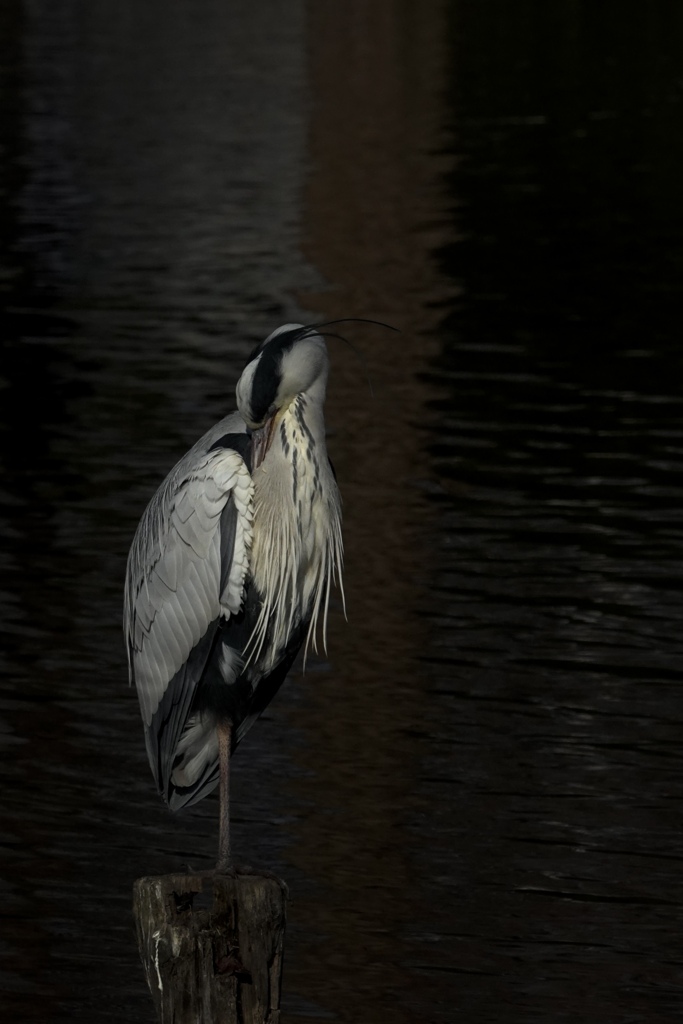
[2,2,683,1022]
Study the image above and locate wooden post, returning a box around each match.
[133,871,287,1024]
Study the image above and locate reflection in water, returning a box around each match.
[288,1,453,1019]
[1,1,683,1023]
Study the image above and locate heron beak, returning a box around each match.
[251,411,279,470]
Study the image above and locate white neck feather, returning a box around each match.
[245,394,344,669]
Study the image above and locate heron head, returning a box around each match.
[236,323,328,429]
[236,323,329,467]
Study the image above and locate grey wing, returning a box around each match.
[124,439,253,803]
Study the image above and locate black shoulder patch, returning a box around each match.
[208,432,252,472]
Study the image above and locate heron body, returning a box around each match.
[124,324,343,867]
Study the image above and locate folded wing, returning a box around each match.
[124,436,253,804]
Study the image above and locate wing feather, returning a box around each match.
[124,423,253,797]
[146,622,219,795]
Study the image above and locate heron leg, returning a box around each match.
[217,720,232,871]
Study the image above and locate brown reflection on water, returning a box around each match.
[286,1,453,1017]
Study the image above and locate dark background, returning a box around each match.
[1,2,683,1021]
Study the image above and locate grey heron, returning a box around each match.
[124,323,344,870]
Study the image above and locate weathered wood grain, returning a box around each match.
[133,871,287,1024]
